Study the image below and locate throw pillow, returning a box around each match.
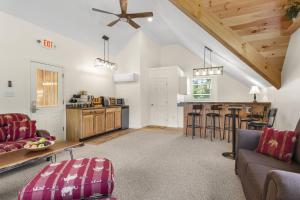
[0,127,8,142]
[0,113,28,126]
[257,127,297,162]
[7,121,37,141]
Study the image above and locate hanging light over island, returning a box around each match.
[193,46,223,76]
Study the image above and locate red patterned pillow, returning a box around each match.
[0,113,29,126]
[257,127,298,162]
[7,121,37,141]
[0,127,8,142]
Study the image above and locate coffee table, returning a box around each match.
[0,141,83,173]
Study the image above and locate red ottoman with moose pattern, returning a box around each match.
[18,158,115,200]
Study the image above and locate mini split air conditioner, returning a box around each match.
[113,73,138,83]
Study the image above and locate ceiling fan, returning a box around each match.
[92,0,153,29]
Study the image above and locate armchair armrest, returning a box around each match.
[235,129,261,175]
[236,129,261,152]
[36,130,56,141]
[264,170,300,200]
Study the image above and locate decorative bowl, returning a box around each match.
[24,140,55,152]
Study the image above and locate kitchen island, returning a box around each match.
[180,102,271,138]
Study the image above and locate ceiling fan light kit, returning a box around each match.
[92,0,154,29]
[193,46,224,77]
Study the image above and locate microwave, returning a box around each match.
[116,98,125,106]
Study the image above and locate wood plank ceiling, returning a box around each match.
[170,0,292,89]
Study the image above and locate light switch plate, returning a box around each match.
[3,90,15,97]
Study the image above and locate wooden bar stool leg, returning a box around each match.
[223,116,226,140]
[212,117,215,141]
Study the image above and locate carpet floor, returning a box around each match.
[0,128,246,200]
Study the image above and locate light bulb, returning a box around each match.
[147,17,153,22]
[195,70,200,76]
[202,70,207,76]
[216,69,222,75]
[209,69,214,75]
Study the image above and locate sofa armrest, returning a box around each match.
[264,170,300,200]
[236,129,261,152]
[36,130,56,141]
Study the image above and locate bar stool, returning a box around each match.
[223,106,241,143]
[186,104,203,139]
[205,105,222,141]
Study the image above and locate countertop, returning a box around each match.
[177,101,271,107]
[66,105,129,110]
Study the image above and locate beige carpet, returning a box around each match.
[0,128,245,200]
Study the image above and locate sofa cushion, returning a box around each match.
[246,164,276,200]
[19,157,115,200]
[7,120,37,141]
[0,113,29,127]
[256,127,297,162]
[238,149,300,175]
[0,127,8,142]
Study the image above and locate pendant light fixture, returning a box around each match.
[95,35,117,70]
[193,46,223,76]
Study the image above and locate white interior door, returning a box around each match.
[150,78,168,126]
[30,61,65,140]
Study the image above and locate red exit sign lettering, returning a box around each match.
[37,39,56,49]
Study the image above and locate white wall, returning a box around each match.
[267,29,300,130]
[160,44,252,102]
[0,12,115,130]
[115,31,161,128]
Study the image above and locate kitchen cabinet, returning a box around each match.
[66,107,122,141]
[106,107,122,131]
[94,110,106,134]
[82,114,94,138]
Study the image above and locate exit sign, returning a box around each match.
[37,39,56,49]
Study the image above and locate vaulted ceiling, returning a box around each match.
[0,0,294,89]
[170,0,293,89]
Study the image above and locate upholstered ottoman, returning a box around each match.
[18,157,115,200]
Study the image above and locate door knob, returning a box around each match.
[31,101,40,113]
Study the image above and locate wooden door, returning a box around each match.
[106,109,115,132]
[94,110,106,134]
[82,114,94,138]
[114,109,122,129]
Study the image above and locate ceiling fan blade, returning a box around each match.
[92,8,118,16]
[127,12,153,19]
[107,19,120,27]
[127,19,141,29]
[120,0,128,14]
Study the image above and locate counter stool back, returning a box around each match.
[186,104,203,139]
[205,105,222,141]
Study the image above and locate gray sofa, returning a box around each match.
[236,120,300,200]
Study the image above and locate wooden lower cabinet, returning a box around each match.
[114,110,122,129]
[94,112,106,134]
[66,107,123,141]
[106,111,115,132]
[82,114,94,138]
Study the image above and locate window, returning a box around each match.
[36,69,58,107]
[192,78,211,99]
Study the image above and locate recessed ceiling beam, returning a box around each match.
[170,0,282,89]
